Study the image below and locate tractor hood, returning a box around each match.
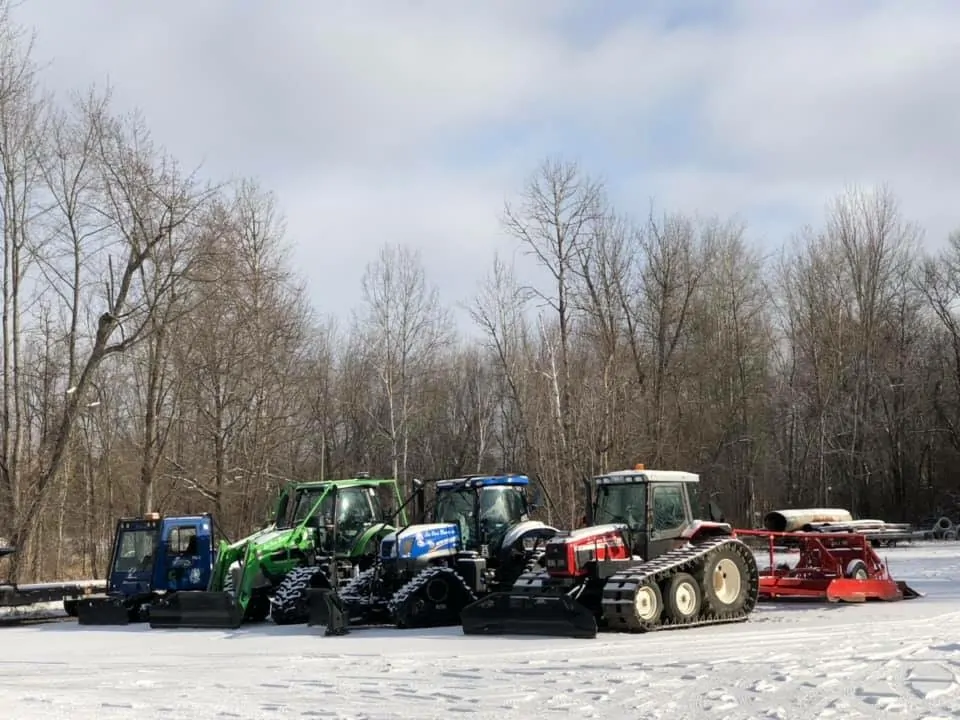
[379,523,459,561]
[232,521,395,558]
[222,525,290,554]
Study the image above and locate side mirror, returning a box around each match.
[529,485,544,511]
[581,477,594,526]
[708,500,725,524]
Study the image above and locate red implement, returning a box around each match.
[735,529,921,602]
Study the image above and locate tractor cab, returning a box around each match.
[274,480,396,556]
[76,513,215,625]
[434,474,532,555]
[585,466,724,562]
[106,513,214,597]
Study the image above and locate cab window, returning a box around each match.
[652,485,686,532]
[167,526,198,555]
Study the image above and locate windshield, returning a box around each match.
[337,487,382,527]
[279,485,385,530]
[434,485,527,551]
[113,528,159,574]
[435,488,474,546]
[435,488,473,524]
[479,486,526,550]
[479,487,526,525]
[594,480,647,530]
[277,487,328,528]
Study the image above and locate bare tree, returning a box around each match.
[6,92,214,573]
[0,0,44,546]
[359,243,452,486]
[631,210,716,464]
[502,158,603,497]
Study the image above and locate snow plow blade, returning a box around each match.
[460,591,598,639]
[76,596,131,625]
[306,588,349,636]
[823,577,912,602]
[147,592,244,629]
[897,581,922,599]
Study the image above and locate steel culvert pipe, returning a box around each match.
[763,508,854,533]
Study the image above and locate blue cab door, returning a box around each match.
[156,516,214,591]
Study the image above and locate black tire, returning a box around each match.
[698,543,753,617]
[247,589,271,623]
[662,571,702,623]
[270,565,330,625]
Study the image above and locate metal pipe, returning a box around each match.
[763,508,853,532]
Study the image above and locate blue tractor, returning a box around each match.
[310,474,559,633]
[75,513,216,625]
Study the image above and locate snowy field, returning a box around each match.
[2,543,960,720]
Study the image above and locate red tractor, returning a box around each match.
[460,465,760,638]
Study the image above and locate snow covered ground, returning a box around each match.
[2,543,960,720]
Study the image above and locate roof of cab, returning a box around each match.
[594,469,699,484]
[435,474,530,490]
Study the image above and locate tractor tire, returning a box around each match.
[247,589,271,623]
[632,577,664,626]
[662,571,702,623]
[845,559,868,580]
[697,544,751,618]
[270,565,330,625]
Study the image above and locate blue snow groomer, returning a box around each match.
[337,474,559,629]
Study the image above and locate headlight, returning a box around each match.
[399,537,415,557]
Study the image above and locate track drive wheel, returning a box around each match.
[662,571,702,623]
[698,544,753,618]
[632,577,663,629]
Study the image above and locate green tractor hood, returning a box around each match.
[210,521,394,593]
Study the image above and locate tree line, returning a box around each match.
[0,4,958,582]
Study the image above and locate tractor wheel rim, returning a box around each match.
[675,581,697,616]
[713,558,741,604]
[634,586,658,621]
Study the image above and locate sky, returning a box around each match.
[11,0,960,329]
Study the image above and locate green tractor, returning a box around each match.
[148,474,413,629]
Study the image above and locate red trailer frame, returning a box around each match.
[735,529,921,602]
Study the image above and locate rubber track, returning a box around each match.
[270,565,321,624]
[507,537,759,634]
[386,565,476,619]
[600,536,760,633]
[338,566,379,607]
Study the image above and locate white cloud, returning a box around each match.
[10,0,960,324]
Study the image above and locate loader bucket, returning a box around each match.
[306,588,349,636]
[460,591,598,639]
[76,596,132,626]
[147,592,244,629]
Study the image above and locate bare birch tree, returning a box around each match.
[359,243,452,486]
